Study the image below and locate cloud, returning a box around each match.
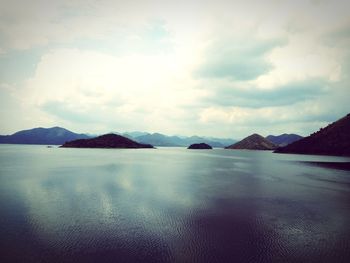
[197,100,346,138]
[14,47,201,134]
[196,37,286,80]
[1,0,350,138]
[0,0,148,52]
[0,48,43,84]
[42,101,107,124]
[202,78,328,108]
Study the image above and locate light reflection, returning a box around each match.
[13,152,206,245]
[1,145,350,262]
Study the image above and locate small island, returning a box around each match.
[187,143,212,149]
[60,134,154,149]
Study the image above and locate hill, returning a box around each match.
[60,134,154,148]
[274,113,350,156]
[225,133,278,150]
[0,127,90,145]
[188,143,212,149]
[266,134,303,146]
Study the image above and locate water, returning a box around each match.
[0,145,350,262]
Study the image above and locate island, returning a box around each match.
[60,134,154,148]
[187,143,212,149]
[225,133,277,150]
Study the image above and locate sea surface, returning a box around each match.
[0,144,350,262]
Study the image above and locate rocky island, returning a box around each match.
[187,143,213,149]
[225,133,277,150]
[60,134,154,149]
[274,113,350,156]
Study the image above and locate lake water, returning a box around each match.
[0,145,350,262]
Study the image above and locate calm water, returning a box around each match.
[0,145,350,262]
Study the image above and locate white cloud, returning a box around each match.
[16,47,201,134]
[1,0,350,138]
[256,33,343,88]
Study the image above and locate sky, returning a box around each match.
[0,0,349,139]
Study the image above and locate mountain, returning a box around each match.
[131,133,236,147]
[266,134,303,146]
[188,143,212,149]
[204,137,238,147]
[134,133,183,146]
[122,131,149,138]
[60,134,154,148]
[0,127,90,145]
[274,113,350,156]
[225,133,278,150]
[0,127,236,147]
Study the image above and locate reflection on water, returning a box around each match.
[0,145,350,262]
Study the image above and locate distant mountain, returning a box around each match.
[275,113,350,156]
[133,133,182,146]
[0,127,90,145]
[122,131,149,138]
[131,133,236,147]
[0,127,237,147]
[188,143,212,149]
[183,136,230,148]
[60,134,153,149]
[204,137,238,147]
[266,134,303,146]
[225,133,278,150]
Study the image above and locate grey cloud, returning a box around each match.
[196,37,286,81]
[322,24,350,48]
[42,101,99,123]
[41,100,151,132]
[203,78,328,108]
[0,48,43,84]
[331,26,350,40]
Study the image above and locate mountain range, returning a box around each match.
[0,127,90,145]
[1,113,348,156]
[275,113,350,156]
[0,127,306,149]
[0,127,237,147]
[225,133,278,150]
[126,132,236,147]
[266,134,303,146]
